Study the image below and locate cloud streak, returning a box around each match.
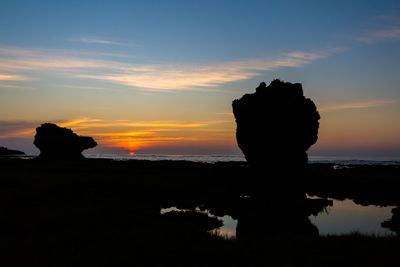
[0,84,32,89]
[73,37,137,47]
[58,84,107,91]
[356,27,400,43]
[0,117,233,151]
[0,74,29,81]
[0,120,39,138]
[319,99,398,112]
[0,45,335,91]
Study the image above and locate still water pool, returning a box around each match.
[161,198,396,238]
[310,198,395,236]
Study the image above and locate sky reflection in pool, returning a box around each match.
[210,215,237,238]
[310,198,395,236]
[161,198,396,238]
[160,207,237,238]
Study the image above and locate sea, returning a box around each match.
[80,154,400,166]
[13,153,400,165]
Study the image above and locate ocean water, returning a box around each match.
[85,154,245,163]
[84,154,400,165]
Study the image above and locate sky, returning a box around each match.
[0,0,400,157]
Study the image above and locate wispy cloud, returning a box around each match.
[0,118,99,138]
[0,45,336,91]
[0,117,233,151]
[356,27,400,43]
[58,84,107,91]
[58,118,102,128]
[72,37,137,47]
[62,119,229,129]
[0,84,32,89]
[0,120,39,138]
[0,74,29,81]
[216,112,233,116]
[0,45,136,64]
[353,14,400,43]
[74,51,333,90]
[319,99,398,112]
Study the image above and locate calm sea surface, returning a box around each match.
[84,154,400,165]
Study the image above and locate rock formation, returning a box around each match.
[0,146,25,156]
[34,123,97,159]
[232,79,320,169]
[382,206,400,234]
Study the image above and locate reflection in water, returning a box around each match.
[235,193,324,241]
[214,215,237,238]
[160,207,238,238]
[160,206,184,214]
[161,198,396,239]
[310,199,395,235]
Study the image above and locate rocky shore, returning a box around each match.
[0,158,399,266]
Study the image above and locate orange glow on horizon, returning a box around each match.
[0,116,235,152]
[3,112,398,154]
[98,136,188,151]
[129,152,135,155]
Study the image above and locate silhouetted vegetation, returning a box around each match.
[34,123,97,159]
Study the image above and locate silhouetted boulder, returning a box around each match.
[34,123,97,159]
[0,146,25,156]
[161,210,223,232]
[382,206,400,234]
[232,80,319,169]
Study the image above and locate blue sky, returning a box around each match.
[1,0,400,156]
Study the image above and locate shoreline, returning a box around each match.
[3,153,400,166]
[2,157,399,214]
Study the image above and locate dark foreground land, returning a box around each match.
[1,158,400,266]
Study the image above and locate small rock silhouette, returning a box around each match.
[34,123,97,159]
[0,146,25,156]
[382,206,400,234]
[232,79,320,168]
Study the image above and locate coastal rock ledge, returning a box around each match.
[0,146,25,156]
[34,123,97,159]
[232,79,320,168]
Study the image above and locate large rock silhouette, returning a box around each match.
[232,79,319,169]
[34,123,97,159]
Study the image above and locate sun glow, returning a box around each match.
[0,117,235,152]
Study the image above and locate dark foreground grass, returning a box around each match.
[0,158,399,266]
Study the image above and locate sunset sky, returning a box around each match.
[1,0,400,157]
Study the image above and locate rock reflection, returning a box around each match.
[235,192,332,241]
[382,207,400,234]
